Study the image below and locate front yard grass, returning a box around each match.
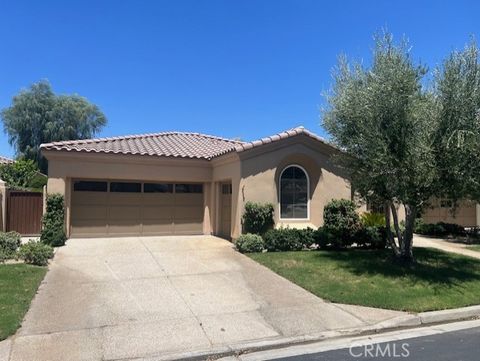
[248,247,480,312]
[0,264,47,340]
[468,245,480,252]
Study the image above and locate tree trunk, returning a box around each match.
[385,201,416,263]
[384,201,400,256]
[400,204,417,263]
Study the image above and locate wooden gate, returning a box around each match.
[6,191,43,235]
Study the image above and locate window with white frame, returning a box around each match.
[279,165,309,219]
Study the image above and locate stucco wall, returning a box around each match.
[211,154,241,237]
[45,152,215,237]
[234,136,352,238]
[422,199,478,227]
[0,180,6,232]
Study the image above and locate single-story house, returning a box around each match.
[0,156,13,165]
[422,199,480,228]
[41,127,355,239]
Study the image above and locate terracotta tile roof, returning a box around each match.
[40,127,335,160]
[0,156,13,165]
[234,126,335,152]
[40,132,244,160]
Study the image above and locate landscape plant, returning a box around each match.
[242,201,274,235]
[323,31,480,262]
[322,199,361,249]
[17,241,54,266]
[40,194,67,247]
[234,234,264,253]
[0,232,21,259]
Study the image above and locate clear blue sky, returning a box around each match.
[1,0,479,158]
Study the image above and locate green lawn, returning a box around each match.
[0,264,47,340]
[249,247,480,312]
[468,245,480,252]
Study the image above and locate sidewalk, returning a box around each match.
[414,235,480,259]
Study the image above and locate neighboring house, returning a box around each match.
[422,199,480,227]
[41,127,354,239]
[0,156,13,165]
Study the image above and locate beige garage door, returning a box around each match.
[71,180,204,237]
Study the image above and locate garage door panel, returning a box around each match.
[72,192,108,206]
[142,205,173,220]
[174,220,203,234]
[71,180,204,237]
[174,205,203,219]
[72,205,108,220]
[142,220,174,235]
[109,193,142,205]
[71,220,108,236]
[141,194,175,206]
[108,222,142,235]
[108,206,141,220]
[175,194,203,206]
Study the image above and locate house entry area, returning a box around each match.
[219,182,232,239]
[70,180,204,237]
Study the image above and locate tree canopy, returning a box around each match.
[1,80,107,172]
[322,32,480,262]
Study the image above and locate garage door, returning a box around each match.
[71,180,204,237]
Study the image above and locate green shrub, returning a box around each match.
[0,249,7,263]
[18,240,54,266]
[263,228,304,252]
[360,212,386,227]
[437,222,466,236]
[299,228,317,248]
[235,234,264,253]
[242,202,275,235]
[0,231,21,259]
[314,227,334,249]
[415,222,447,236]
[414,220,465,237]
[41,194,67,247]
[323,199,361,248]
[356,226,387,249]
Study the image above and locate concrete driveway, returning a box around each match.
[6,236,405,361]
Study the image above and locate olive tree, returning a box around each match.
[323,32,480,263]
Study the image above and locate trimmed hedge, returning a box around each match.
[41,194,67,247]
[323,199,362,249]
[263,228,316,252]
[18,240,54,266]
[235,234,264,253]
[242,202,274,235]
[414,219,466,237]
[0,232,21,259]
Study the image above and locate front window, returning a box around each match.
[280,165,309,219]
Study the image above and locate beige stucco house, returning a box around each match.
[422,199,480,227]
[41,127,354,239]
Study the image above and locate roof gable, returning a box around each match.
[40,127,336,160]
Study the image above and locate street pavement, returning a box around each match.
[238,320,480,361]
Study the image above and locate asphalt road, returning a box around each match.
[271,326,480,361]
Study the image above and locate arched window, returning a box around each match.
[279,165,309,219]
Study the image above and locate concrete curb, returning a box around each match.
[170,305,480,361]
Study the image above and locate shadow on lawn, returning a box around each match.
[316,247,480,287]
